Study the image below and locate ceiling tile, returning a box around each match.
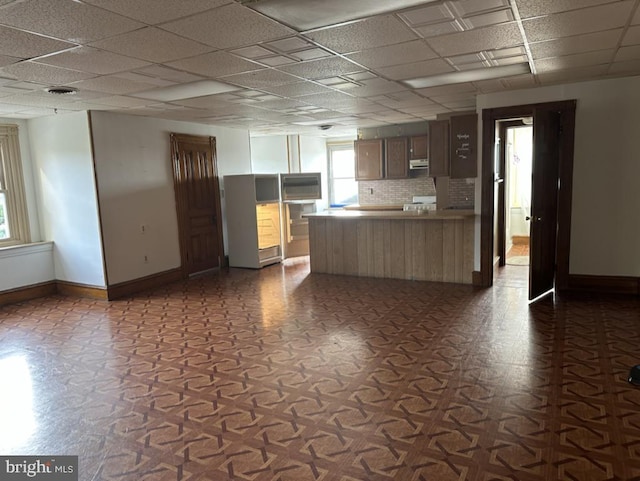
[622,25,640,45]
[537,65,608,84]
[413,21,465,38]
[89,96,154,108]
[36,47,150,75]
[69,75,160,95]
[278,57,364,80]
[427,23,524,56]
[0,26,75,59]
[89,27,213,63]
[447,53,485,66]
[1,92,77,108]
[305,16,418,54]
[373,91,434,108]
[82,0,228,25]
[515,0,625,18]
[0,0,143,43]
[530,30,623,59]
[266,37,314,53]
[348,78,408,97]
[399,3,455,26]
[258,82,334,98]
[488,46,527,58]
[0,56,18,68]
[259,56,297,67]
[290,49,332,61]
[461,9,514,29]
[449,0,510,16]
[161,4,295,49]
[609,58,640,74]
[415,82,477,96]
[220,70,301,89]
[537,64,609,83]
[167,52,263,78]
[113,72,174,87]
[1,62,95,85]
[523,2,634,42]
[615,45,640,62]
[133,65,203,83]
[376,58,455,80]
[535,50,615,74]
[346,40,438,69]
[472,78,507,92]
[501,73,536,88]
[230,45,274,60]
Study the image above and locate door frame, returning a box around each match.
[479,100,576,290]
[170,133,225,278]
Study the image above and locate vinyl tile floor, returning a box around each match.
[1,258,640,481]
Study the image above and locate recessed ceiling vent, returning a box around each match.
[45,86,77,95]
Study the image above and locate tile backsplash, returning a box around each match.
[358,172,475,208]
[358,173,436,205]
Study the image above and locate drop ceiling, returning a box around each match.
[0,0,638,136]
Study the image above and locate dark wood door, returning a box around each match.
[385,137,408,179]
[355,139,383,180]
[170,134,224,276]
[428,120,449,177]
[529,108,561,299]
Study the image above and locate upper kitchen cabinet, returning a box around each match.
[450,113,478,178]
[428,120,450,177]
[385,137,409,179]
[409,135,428,161]
[355,139,383,180]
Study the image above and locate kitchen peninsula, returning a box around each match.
[306,210,475,284]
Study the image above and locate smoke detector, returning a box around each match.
[45,86,78,95]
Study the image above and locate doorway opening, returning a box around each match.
[501,121,533,267]
[480,100,576,300]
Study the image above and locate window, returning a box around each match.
[0,125,30,246]
[327,142,358,207]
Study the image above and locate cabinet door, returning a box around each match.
[428,120,449,177]
[355,139,383,180]
[409,135,428,160]
[385,137,408,179]
[450,114,478,178]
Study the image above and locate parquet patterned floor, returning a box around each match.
[1,259,640,481]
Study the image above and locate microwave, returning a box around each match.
[280,173,321,201]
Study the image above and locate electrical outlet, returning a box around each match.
[140,224,146,234]
[368,188,373,194]
[144,255,148,263]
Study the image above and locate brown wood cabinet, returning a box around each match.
[450,113,478,178]
[428,120,449,177]
[409,135,428,160]
[355,139,383,180]
[385,137,409,179]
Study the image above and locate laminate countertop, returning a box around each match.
[305,209,476,221]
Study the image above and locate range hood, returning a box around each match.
[409,159,429,170]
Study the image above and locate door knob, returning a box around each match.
[526,216,542,222]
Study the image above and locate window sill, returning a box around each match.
[0,241,53,259]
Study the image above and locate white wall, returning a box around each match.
[477,75,640,277]
[299,136,330,211]
[28,112,106,287]
[250,135,288,173]
[90,111,251,285]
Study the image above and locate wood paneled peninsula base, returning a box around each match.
[306,210,476,284]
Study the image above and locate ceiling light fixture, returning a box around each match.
[133,79,241,102]
[240,0,439,31]
[403,63,531,89]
